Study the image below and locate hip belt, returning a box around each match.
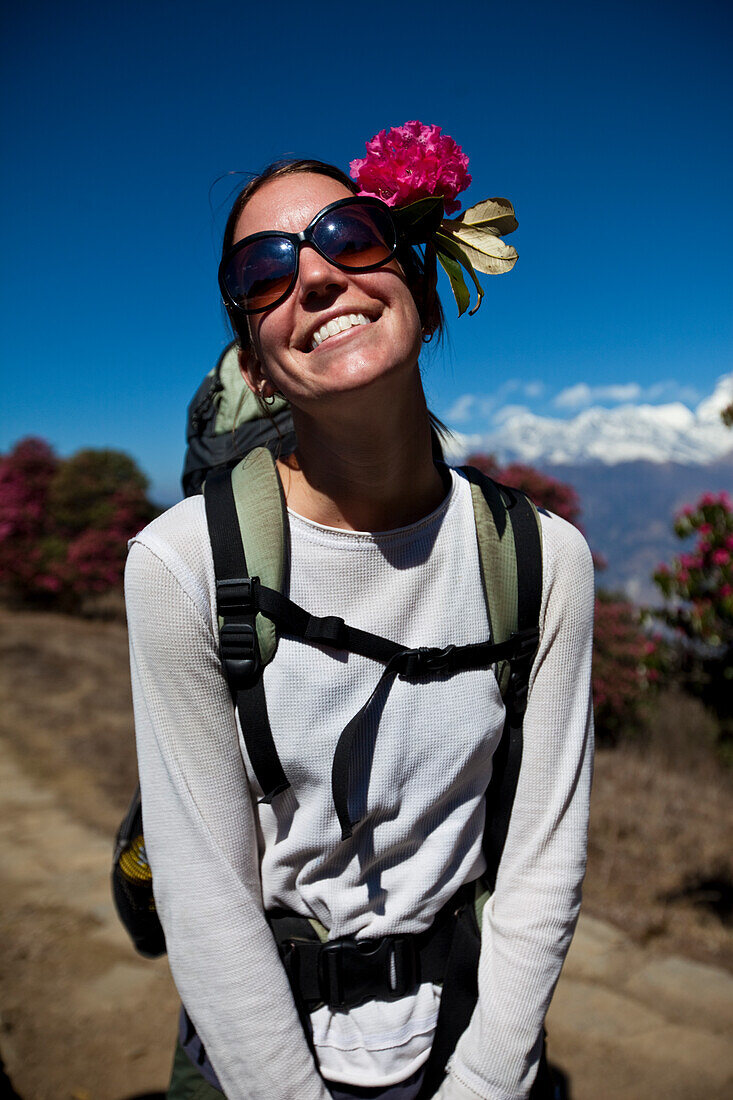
[269,881,478,1012]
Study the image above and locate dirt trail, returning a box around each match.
[0,735,178,1099]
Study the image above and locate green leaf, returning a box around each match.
[435,232,485,315]
[441,223,518,275]
[452,197,518,237]
[392,196,445,242]
[436,250,470,316]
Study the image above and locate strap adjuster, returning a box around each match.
[500,630,539,721]
[216,576,258,615]
[219,621,259,686]
[317,935,419,1010]
[304,614,346,648]
[509,627,539,661]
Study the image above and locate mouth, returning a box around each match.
[309,312,372,352]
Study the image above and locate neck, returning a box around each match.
[277,376,446,531]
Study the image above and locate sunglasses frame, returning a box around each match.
[218,196,400,315]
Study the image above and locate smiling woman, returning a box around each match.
[124,124,594,1100]
[219,165,445,531]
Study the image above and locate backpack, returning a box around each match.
[113,445,541,949]
[181,341,296,497]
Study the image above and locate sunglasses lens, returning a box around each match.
[223,237,296,312]
[314,203,396,271]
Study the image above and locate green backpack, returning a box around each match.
[181,342,296,497]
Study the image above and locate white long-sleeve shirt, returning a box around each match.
[125,468,594,1100]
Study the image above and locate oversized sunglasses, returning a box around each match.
[218,196,399,314]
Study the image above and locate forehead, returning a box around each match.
[233,174,356,243]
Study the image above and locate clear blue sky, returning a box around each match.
[2,0,731,502]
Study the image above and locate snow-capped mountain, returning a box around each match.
[446,373,733,467]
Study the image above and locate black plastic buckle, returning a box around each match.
[216,576,258,615]
[510,628,540,661]
[507,670,528,714]
[317,935,418,1010]
[398,645,456,678]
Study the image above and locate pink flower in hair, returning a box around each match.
[350,121,471,214]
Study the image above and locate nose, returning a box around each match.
[296,242,348,305]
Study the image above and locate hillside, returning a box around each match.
[546,453,733,601]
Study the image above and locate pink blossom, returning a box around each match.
[721,584,733,597]
[712,548,730,566]
[350,120,471,214]
[36,574,61,592]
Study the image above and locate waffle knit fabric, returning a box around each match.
[125,469,594,1100]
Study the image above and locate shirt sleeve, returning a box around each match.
[435,512,595,1100]
[125,538,330,1100]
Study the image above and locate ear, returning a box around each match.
[238,345,267,397]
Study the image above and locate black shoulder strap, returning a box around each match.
[481,480,542,890]
[417,475,543,1099]
[204,467,291,804]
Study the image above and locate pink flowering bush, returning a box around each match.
[0,438,61,598]
[350,121,471,214]
[0,437,58,541]
[653,490,733,649]
[653,490,733,754]
[592,593,662,743]
[0,437,156,611]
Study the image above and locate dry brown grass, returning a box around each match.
[585,689,733,970]
[0,606,138,835]
[1,605,731,973]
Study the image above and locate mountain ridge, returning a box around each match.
[538,454,733,603]
[446,373,733,469]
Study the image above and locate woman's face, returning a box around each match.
[233,173,423,412]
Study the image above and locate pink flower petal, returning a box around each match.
[351,120,471,213]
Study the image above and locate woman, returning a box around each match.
[125,125,594,1100]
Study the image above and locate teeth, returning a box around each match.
[311,313,370,351]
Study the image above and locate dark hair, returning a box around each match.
[220,159,444,352]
